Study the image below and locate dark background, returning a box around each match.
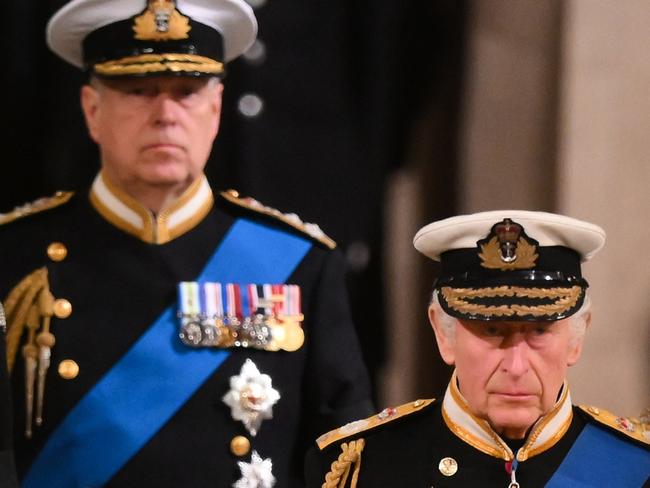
[2,0,467,400]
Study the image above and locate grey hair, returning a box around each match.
[430,290,591,343]
[430,292,457,343]
[567,295,591,344]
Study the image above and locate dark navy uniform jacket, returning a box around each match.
[307,376,650,487]
[0,323,18,488]
[0,173,373,487]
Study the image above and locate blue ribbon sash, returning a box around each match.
[23,219,312,488]
[546,423,650,487]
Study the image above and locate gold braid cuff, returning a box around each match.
[322,439,365,488]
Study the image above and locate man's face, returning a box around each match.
[430,309,586,439]
[81,76,223,194]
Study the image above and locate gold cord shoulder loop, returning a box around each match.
[322,438,365,488]
[4,268,50,373]
[3,267,56,438]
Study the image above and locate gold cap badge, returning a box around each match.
[478,218,539,271]
[133,0,191,41]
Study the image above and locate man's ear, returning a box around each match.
[428,304,456,366]
[567,312,591,366]
[80,84,101,143]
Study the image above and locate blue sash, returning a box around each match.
[546,423,650,487]
[23,219,312,488]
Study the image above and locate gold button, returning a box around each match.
[226,189,240,197]
[53,299,72,318]
[47,242,68,262]
[588,406,600,416]
[413,400,423,408]
[230,436,251,457]
[58,360,79,380]
[438,457,458,477]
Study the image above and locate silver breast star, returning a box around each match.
[234,451,276,488]
[223,359,280,436]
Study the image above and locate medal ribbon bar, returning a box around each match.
[177,282,304,351]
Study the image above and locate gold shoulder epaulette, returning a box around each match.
[220,189,336,249]
[0,191,74,226]
[316,399,435,450]
[579,405,650,445]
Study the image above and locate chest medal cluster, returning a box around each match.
[177,282,304,352]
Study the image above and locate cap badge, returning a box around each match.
[478,219,539,271]
[133,0,191,41]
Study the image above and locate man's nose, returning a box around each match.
[152,93,179,125]
[501,338,530,376]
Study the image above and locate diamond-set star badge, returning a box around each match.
[223,359,280,436]
[234,451,276,488]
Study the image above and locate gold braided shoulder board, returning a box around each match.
[316,399,435,450]
[579,405,650,445]
[219,190,336,249]
[0,192,74,226]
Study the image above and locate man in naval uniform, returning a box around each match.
[307,211,650,487]
[0,0,373,487]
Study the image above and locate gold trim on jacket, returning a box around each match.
[441,370,573,462]
[89,171,213,244]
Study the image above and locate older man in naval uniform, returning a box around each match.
[307,211,650,487]
[0,0,373,487]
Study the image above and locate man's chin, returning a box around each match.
[139,166,193,188]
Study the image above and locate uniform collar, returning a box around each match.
[89,171,214,244]
[441,370,573,462]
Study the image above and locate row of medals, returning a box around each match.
[178,313,304,352]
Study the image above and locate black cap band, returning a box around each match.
[83,17,224,77]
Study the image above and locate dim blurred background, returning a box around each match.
[3,0,649,416]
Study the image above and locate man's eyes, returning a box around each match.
[178,87,200,97]
[481,325,502,336]
[532,325,551,335]
[128,88,148,96]
[478,324,551,337]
